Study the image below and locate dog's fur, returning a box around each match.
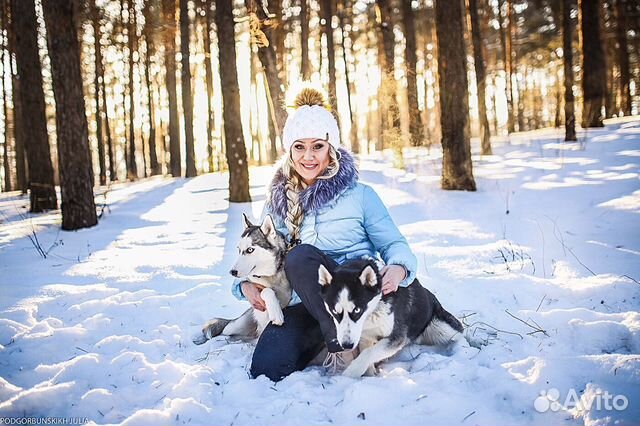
[193,214,292,345]
[318,259,463,377]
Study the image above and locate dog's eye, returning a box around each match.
[246,247,254,254]
[353,307,361,314]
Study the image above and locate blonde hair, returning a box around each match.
[282,87,342,246]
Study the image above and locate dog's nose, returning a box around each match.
[341,342,354,350]
[230,269,238,277]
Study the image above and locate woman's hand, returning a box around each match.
[380,264,406,295]
[241,281,266,311]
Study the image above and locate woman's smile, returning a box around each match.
[291,138,331,185]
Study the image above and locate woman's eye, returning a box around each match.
[313,144,324,150]
[246,247,254,254]
[294,144,305,150]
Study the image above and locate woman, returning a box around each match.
[232,87,417,381]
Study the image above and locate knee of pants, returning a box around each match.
[284,244,318,271]
[250,350,295,382]
[285,244,320,276]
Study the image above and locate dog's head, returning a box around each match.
[230,214,286,279]
[318,259,382,350]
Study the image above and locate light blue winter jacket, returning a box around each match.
[232,148,417,303]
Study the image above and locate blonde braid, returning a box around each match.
[284,173,307,246]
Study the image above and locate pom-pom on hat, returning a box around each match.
[282,87,340,151]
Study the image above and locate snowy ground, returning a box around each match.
[0,120,639,426]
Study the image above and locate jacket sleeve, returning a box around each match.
[362,185,417,287]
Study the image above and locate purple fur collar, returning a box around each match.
[267,147,358,221]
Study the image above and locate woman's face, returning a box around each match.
[291,138,331,185]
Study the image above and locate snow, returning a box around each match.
[1,120,639,425]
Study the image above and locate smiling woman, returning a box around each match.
[290,139,331,186]
[231,85,418,382]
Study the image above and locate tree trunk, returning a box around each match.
[127,0,138,179]
[180,0,197,177]
[321,0,340,137]
[273,0,286,82]
[42,0,97,230]
[1,1,12,192]
[435,0,476,191]
[300,0,311,80]
[563,0,577,141]
[615,0,631,116]
[376,0,401,156]
[102,69,116,181]
[497,0,515,133]
[7,9,27,193]
[338,0,357,152]
[11,0,58,211]
[163,0,182,176]
[215,0,250,202]
[92,0,107,186]
[248,0,287,159]
[143,0,160,176]
[469,0,492,155]
[203,0,216,172]
[580,0,606,127]
[401,0,425,147]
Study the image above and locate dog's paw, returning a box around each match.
[342,364,365,378]
[192,332,209,346]
[269,309,285,326]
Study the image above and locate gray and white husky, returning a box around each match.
[193,214,292,345]
[318,259,464,378]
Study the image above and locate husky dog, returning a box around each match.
[318,259,463,378]
[193,214,292,345]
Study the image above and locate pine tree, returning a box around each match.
[42,0,98,230]
[435,0,476,191]
[11,0,58,212]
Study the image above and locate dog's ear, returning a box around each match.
[242,213,253,229]
[359,265,378,287]
[260,214,276,239]
[318,264,333,286]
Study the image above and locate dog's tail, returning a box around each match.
[420,299,464,346]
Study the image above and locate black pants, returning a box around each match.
[250,244,340,382]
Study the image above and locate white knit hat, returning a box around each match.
[282,105,341,151]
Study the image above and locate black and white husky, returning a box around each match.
[193,214,292,345]
[318,259,464,378]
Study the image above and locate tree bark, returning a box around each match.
[102,67,116,181]
[435,0,476,191]
[143,0,161,175]
[580,0,606,127]
[401,0,425,147]
[469,0,492,155]
[1,1,12,192]
[42,0,97,230]
[127,0,138,179]
[11,0,58,211]
[180,0,197,177]
[249,0,287,161]
[615,0,631,116]
[163,0,182,176]
[497,0,515,133]
[215,0,250,202]
[563,0,577,140]
[321,0,340,137]
[91,0,107,186]
[203,0,216,172]
[7,7,26,193]
[300,0,311,80]
[338,0,357,152]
